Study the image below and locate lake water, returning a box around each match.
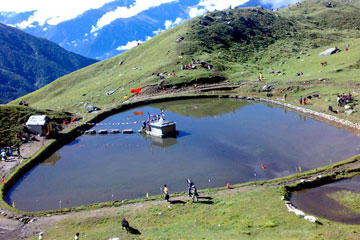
[291,176,360,224]
[5,99,360,211]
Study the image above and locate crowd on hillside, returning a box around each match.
[337,93,352,107]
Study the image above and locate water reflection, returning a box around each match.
[6,99,360,211]
[291,176,360,224]
[141,134,178,149]
[41,152,61,166]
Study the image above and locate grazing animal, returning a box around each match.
[321,61,327,66]
[121,218,130,233]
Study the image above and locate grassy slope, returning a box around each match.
[24,187,360,240]
[11,0,360,114]
[5,1,360,238]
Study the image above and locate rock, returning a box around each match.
[345,110,354,115]
[109,238,120,240]
[86,105,100,113]
[304,215,318,223]
[344,105,352,110]
[106,90,115,96]
[176,37,185,43]
[319,47,340,57]
[262,85,274,92]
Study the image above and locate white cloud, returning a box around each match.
[260,0,298,9]
[164,17,183,29]
[188,0,249,18]
[116,39,144,51]
[153,28,163,35]
[0,0,114,28]
[91,0,177,33]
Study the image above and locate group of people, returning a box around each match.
[16,132,37,143]
[162,179,198,203]
[1,146,21,161]
[298,96,307,105]
[337,93,352,107]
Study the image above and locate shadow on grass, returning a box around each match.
[198,196,213,200]
[170,200,186,204]
[196,200,214,205]
[129,226,141,235]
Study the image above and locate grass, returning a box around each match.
[329,191,360,214]
[8,0,360,116]
[22,187,360,240]
[3,1,360,238]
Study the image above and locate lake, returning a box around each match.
[6,98,360,211]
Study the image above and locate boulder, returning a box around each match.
[86,105,100,113]
[344,105,352,110]
[262,85,274,92]
[319,47,340,57]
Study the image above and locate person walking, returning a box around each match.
[163,184,170,202]
[299,96,302,105]
[187,179,194,197]
[258,72,263,81]
[303,97,307,105]
[17,147,21,159]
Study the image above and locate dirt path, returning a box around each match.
[0,137,48,179]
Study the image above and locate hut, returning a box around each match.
[26,115,52,136]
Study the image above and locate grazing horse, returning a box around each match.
[321,61,327,66]
[121,218,130,233]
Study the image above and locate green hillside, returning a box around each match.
[0,23,97,104]
[9,0,360,115]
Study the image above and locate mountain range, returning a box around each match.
[12,0,360,113]
[0,0,296,60]
[0,23,97,104]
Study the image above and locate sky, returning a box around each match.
[0,0,297,29]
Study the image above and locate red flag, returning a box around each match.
[1,178,4,183]
[71,118,76,123]
[133,111,144,115]
[63,120,66,125]
[130,88,141,94]
[226,183,230,189]
[66,201,69,205]
[261,164,267,170]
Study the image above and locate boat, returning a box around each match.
[146,118,177,138]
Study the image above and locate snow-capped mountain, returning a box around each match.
[0,0,296,60]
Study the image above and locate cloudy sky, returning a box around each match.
[0,0,297,30]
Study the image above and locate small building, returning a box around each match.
[26,115,52,136]
[147,119,177,138]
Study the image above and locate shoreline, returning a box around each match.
[1,93,360,216]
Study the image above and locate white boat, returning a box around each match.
[146,118,177,138]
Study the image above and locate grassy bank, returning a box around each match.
[23,187,360,240]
